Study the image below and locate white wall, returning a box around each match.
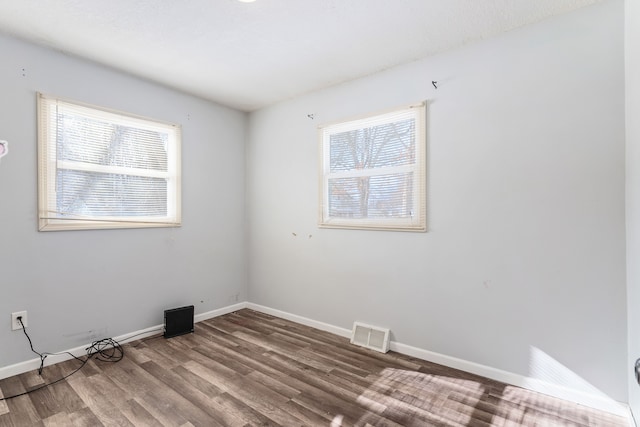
[247,0,627,401]
[0,34,247,368]
[627,0,640,419]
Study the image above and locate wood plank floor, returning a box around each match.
[0,309,630,426]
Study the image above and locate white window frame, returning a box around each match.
[37,93,182,231]
[319,103,426,232]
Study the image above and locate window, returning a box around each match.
[319,104,426,231]
[37,93,181,231]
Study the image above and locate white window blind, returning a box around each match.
[319,104,426,231]
[37,93,181,231]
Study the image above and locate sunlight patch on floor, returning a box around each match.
[0,388,8,416]
[355,367,486,426]
[330,414,344,426]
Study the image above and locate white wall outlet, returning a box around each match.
[11,311,27,331]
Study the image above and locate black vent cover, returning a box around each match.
[164,305,194,338]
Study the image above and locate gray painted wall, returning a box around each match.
[627,0,640,419]
[247,0,627,401]
[0,34,247,368]
[0,0,629,407]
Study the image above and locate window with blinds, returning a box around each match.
[319,104,426,231]
[37,93,181,231]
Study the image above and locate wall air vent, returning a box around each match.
[350,321,390,353]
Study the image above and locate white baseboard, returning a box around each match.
[246,303,352,338]
[0,302,249,381]
[390,340,629,418]
[0,301,631,421]
[194,302,247,323]
[247,303,630,419]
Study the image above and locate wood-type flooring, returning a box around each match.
[0,309,630,426]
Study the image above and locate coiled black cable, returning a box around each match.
[0,319,123,401]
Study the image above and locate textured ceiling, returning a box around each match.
[0,0,603,111]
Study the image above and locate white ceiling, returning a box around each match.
[0,0,603,112]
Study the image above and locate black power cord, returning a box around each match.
[18,317,64,375]
[0,317,124,401]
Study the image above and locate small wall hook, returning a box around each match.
[432,81,438,89]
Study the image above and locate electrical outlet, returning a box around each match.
[11,311,27,331]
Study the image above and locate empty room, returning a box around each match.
[1,0,640,425]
